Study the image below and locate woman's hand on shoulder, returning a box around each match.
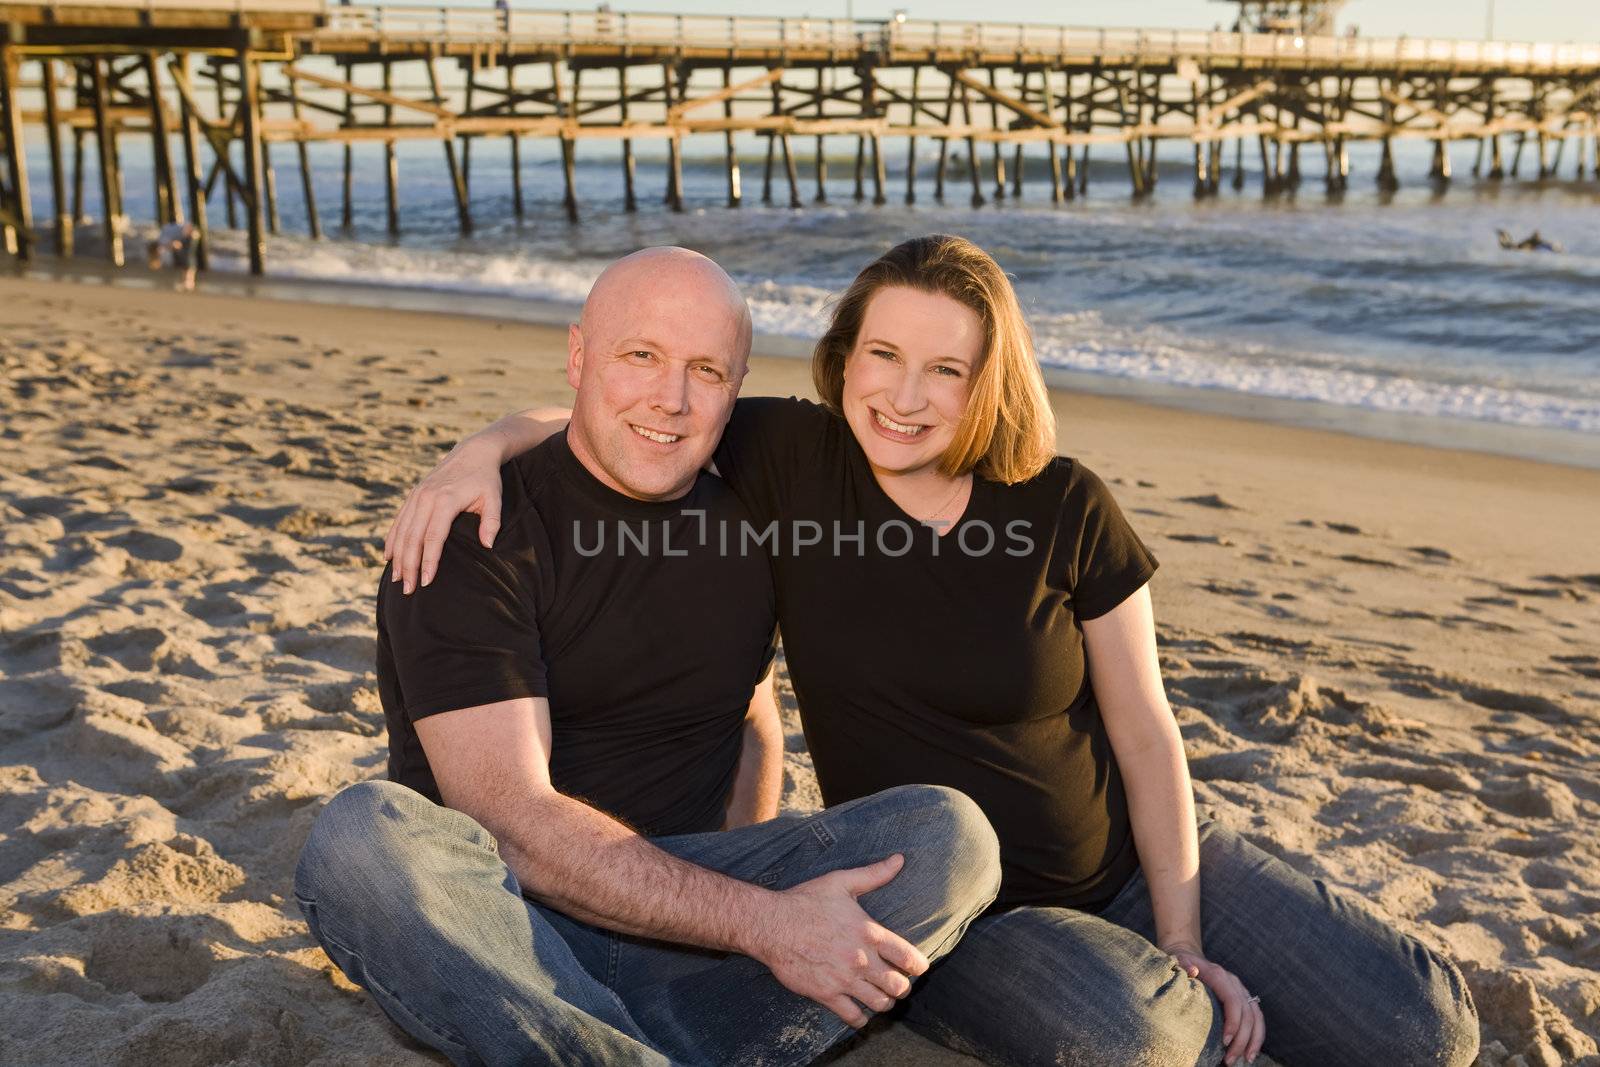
[383,407,570,593]
[384,434,509,594]
[1163,942,1265,1065]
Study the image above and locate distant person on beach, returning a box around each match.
[1496,228,1562,253]
[144,221,197,291]
[389,235,1481,1066]
[294,247,1000,1066]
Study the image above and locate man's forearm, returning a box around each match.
[495,789,777,956]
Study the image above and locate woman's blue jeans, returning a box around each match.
[292,779,1002,1067]
[893,818,1480,1067]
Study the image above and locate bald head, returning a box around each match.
[563,247,752,502]
[580,246,752,359]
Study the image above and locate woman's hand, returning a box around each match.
[384,435,509,594]
[383,408,570,592]
[1165,943,1265,1066]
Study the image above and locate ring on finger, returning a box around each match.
[1246,994,1261,1004]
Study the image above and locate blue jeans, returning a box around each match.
[894,819,1479,1066]
[293,779,1001,1067]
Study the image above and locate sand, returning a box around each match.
[1,273,1597,1067]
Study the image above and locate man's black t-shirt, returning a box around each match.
[377,431,777,836]
[713,397,1159,912]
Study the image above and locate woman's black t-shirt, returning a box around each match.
[713,397,1159,912]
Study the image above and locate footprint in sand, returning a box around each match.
[74,454,132,473]
[0,675,82,738]
[182,591,250,623]
[1498,583,1573,600]
[264,448,312,472]
[1,629,87,673]
[1376,664,1570,723]
[1224,630,1320,653]
[1518,859,1578,892]
[1179,493,1240,511]
[303,680,383,716]
[222,502,305,529]
[1341,759,1482,794]
[273,632,378,674]
[1550,654,1600,681]
[87,628,218,680]
[1167,533,1235,546]
[1201,579,1260,598]
[103,530,184,563]
[1336,553,1404,569]
[85,628,169,671]
[1385,825,1474,858]
[78,912,223,1001]
[165,475,218,496]
[1480,774,1582,822]
[1530,574,1599,601]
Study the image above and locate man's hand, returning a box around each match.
[748,854,930,1028]
[1165,943,1264,1066]
[419,700,927,1029]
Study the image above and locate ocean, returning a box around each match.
[19,131,1600,466]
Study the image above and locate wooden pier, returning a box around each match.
[2,0,1598,273]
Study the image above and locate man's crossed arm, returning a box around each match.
[415,693,924,1027]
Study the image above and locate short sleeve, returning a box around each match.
[377,511,549,720]
[1060,461,1160,621]
[712,396,834,524]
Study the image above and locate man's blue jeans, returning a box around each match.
[292,779,1001,1067]
[894,818,1480,1066]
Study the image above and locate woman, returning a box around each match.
[383,235,1478,1066]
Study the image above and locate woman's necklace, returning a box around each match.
[912,476,970,527]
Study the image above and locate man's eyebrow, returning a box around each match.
[615,338,734,369]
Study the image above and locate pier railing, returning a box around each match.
[318,5,1600,74]
[43,0,326,14]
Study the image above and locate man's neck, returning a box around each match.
[564,422,694,504]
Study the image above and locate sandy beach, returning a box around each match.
[1,273,1597,1067]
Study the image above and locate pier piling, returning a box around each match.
[239,52,267,275]
[39,59,70,256]
[0,45,31,261]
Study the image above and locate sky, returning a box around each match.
[486,1,1600,44]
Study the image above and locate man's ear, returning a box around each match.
[566,324,584,391]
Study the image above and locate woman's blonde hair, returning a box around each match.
[812,234,1056,485]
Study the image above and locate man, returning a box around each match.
[293,248,1001,1066]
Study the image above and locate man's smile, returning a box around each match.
[630,423,683,445]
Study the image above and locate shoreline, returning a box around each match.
[12,257,1599,472]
